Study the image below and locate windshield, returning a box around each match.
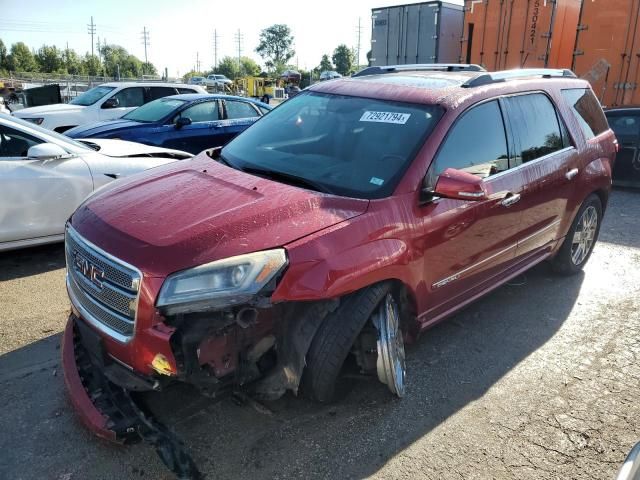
[8,115,91,151]
[123,98,186,123]
[222,91,443,199]
[69,86,116,106]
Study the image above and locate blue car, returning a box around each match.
[65,94,272,154]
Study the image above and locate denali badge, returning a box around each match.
[73,251,105,289]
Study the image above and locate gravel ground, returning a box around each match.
[0,189,638,480]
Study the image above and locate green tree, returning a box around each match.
[240,56,261,77]
[6,42,38,72]
[319,54,333,72]
[35,45,64,73]
[63,48,84,75]
[100,44,151,78]
[332,44,355,76]
[216,56,239,79]
[141,62,157,76]
[0,40,7,69]
[82,54,102,76]
[256,24,295,73]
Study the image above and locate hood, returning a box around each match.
[13,103,85,116]
[71,153,369,277]
[80,138,192,159]
[65,119,146,138]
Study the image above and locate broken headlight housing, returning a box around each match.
[157,249,287,315]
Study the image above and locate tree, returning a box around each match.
[63,48,84,75]
[6,42,38,72]
[0,40,7,70]
[36,45,64,73]
[100,45,148,78]
[82,54,102,76]
[240,56,261,77]
[141,62,157,76]
[332,44,355,76]
[216,56,239,79]
[255,24,295,73]
[319,54,333,72]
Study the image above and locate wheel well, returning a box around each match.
[377,279,419,342]
[592,188,609,212]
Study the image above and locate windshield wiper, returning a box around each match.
[239,166,333,194]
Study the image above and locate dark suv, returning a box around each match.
[62,66,616,475]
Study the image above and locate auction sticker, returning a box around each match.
[360,111,411,124]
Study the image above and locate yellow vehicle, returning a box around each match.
[234,76,285,102]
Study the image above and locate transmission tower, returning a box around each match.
[234,29,243,76]
[87,16,96,57]
[141,26,150,65]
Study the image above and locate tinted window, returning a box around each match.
[431,100,508,182]
[506,94,564,164]
[607,114,640,138]
[562,89,609,140]
[0,125,42,157]
[69,86,115,106]
[177,88,197,94]
[222,91,443,199]
[124,98,186,123]
[225,101,258,119]
[178,101,219,123]
[110,87,145,108]
[148,87,178,101]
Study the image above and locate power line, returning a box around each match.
[87,16,96,57]
[141,26,150,64]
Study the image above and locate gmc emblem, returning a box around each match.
[73,251,105,289]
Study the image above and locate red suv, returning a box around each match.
[62,66,615,470]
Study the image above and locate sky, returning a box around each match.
[0,0,463,76]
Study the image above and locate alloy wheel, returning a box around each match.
[374,293,406,397]
[571,205,598,266]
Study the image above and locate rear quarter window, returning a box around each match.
[561,89,609,140]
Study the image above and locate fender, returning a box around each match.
[273,238,417,302]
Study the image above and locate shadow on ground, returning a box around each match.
[0,243,65,282]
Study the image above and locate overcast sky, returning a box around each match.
[0,0,463,75]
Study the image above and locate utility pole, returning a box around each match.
[234,29,243,77]
[141,26,150,65]
[96,37,101,61]
[87,16,96,57]
[213,29,219,72]
[355,17,363,69]
[196,51,201,72]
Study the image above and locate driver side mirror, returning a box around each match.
[175,117,192,129]
[27,143,68,160]
[425,168,488,202]
[101,98,119,109]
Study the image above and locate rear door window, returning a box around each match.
[177,88,198,94]
[505,93,565,165]
[0,125,43,158]
[561,89,609,140]
[430,100,509,183]
[148,86,178,101]
[225,100,259,119]
[177,101,220,123]
[110,87,145,108]
[608,114,640,138]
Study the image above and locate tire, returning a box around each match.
[551,194,602,275]
[303,282,392,403]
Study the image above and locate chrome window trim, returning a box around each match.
[65,224,142,343]
[487,146,576,182]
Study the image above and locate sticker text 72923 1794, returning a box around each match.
[360,111,411,124]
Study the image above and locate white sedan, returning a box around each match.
[0,114,191,251]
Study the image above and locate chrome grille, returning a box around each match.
[65,226,141,341]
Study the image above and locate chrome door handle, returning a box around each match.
[501,192,521,207]
[565,168,579,180]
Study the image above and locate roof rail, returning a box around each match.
[462,68,577,88]
[352,63,487,77]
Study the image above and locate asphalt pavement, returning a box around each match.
[0,189,638,480]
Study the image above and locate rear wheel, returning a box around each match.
[303,283,406,402]
[551,194,602,275]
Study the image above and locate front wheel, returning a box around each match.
[551,194,602,275]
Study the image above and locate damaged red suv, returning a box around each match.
[62,66,615,474]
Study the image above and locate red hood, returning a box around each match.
[71,153,368,277]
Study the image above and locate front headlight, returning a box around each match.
[157,249,287,314]
[24,117,44,125]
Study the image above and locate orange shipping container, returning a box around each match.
[573,0,640,107]
[461,0,582,71]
